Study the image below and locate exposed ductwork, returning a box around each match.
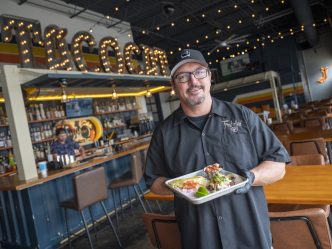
[289,0,318,47]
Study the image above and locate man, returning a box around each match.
[144,49,290,249]
[51,127,85,158]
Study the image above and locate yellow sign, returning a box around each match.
[55,117,103,145]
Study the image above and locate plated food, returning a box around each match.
[167,163,241,203]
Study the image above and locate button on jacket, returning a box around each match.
[145,98,290,249]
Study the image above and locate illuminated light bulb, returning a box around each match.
[209,62,212,65]
[226,47,230,50]
[128,34,131,37]
[205,35,209,39]
[227,25,231,29]
[281,0,285,3]
[265,7,269,11]
[186,18,190,22]
[324,18,328,22]
[171,22,175,26]
[280,36,284,39]
[252,13,256,18]
[170,51,173,55]
[271,39,274,43]
[216,59,219,62]
[142,30,146,34]
[253,46,257,49]
[187,44,190,47]
[234,4,238,8]
[261,42,265,46]
[238,20,242,24]
[246,41,250,45]
[236,44,239,47]
[202,14,205,18]
[218,9,221,13]
[312,23,316,27]
[196,39,199,43]
[115,7,119,11]
[251,0,255,3]
[207,52,210,55]
[170,88,175,96]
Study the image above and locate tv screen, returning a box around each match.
[65,98,93,118]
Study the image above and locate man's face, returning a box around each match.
[57,133,67,142]
[172,62,211,107]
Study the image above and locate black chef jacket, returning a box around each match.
[145,98,290,249]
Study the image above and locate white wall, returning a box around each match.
[1,0,133,47]
[298,31,332,101]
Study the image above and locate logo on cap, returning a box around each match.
[181,50,190,59]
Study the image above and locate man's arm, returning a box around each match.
[150,176,173,195]
[250,161,286,186]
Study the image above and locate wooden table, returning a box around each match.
[145,165,332,205]
[264,165,332,204]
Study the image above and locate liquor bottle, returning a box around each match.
[6,130,12,147]
[0,132,5,148]
[0,155,6,174]
[60,105,66,117]
[35,104,41,120]
[8,150,16,171]
[39,103,46,120]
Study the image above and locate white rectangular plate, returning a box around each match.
[165,169,248,205]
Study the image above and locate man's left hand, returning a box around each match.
[235,171,255,194]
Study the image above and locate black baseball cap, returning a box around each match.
[170,49,208,77]
[55,128,67,136]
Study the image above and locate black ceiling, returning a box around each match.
[61,0,331,68]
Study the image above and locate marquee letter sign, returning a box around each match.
[0,14,169,76]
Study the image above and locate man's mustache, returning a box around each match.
[187,85,204,92]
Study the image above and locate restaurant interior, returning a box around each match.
[1,0,332,248]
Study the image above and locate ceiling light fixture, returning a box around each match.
[60,79,68,103]
[145,85,152,98]
[112,84,118,99]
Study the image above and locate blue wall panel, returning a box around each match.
[0,153,147,249]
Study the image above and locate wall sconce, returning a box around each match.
[317,66,328,84]
[112,84,118,99]
[145,85,152,98]
[60,79,68,103]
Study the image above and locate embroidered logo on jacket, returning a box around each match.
[221,120,242,133]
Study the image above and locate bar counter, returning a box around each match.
[0,142,149,191]
[0,138,150,249]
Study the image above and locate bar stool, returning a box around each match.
[60,167,122,249]
[109,151,151,228]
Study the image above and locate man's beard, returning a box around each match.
[186,85,206,106]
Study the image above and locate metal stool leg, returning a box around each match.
[100,201,123,248]
[137,184,153,212]
[156,200,162,212]
[63,208,72,249]
[80,210,94,249]
[88,207,97,240]
[127,186,133,213]
[133,185,147,212]
[118,188,124,216]
[111,189,119,229]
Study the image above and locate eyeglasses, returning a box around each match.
[173,68,209,83]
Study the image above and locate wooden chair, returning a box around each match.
[143,213,181,249]
[303,117,329,130]
[272,121,294,135]
[289,138,329,164]
[270,207,332,249]
[60,167,122,249]
[288,154,325,166]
